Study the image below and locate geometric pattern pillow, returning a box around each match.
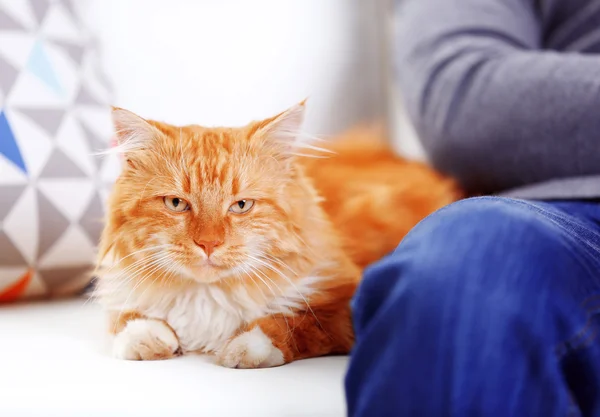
[0,1,119,301]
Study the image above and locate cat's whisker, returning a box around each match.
[243,264,294,341]
[255,253,312,331]
[93,255,156,300]
[112,253,174,331]
[80,287,98,308]
[134,257,180,303]
[92,128,144,156]
[129,254,174,295]
[100,244,173,275]
[245,260,296,336]
[277,129,334,148]
[289,153,330,159]
[95,242,145,278]
[111,256,174,331]
[244,263,284,304]
[107,252,171,304]
[289,231,316,257]
[261,253,299,276]
[92,250,168,311]
[153,256,179,290]
[250,255,327,334]
[236,266,269,305]
[293,142,336,155]
[164,261,181,289]
[245,262,294,315]
[245,257,288,296]
[100,253,163,291]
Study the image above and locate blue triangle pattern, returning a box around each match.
[27,41,63,95]
[0,111,27,174]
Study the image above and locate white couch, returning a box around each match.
[1,299,348,417]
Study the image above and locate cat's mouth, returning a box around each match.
[186,259,237,284]
[205,259,222,268]
[193,258,227,271]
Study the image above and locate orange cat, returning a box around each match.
[95,102,461,367]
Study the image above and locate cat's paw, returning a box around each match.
[216,327,285,369]
[112,318,180,361]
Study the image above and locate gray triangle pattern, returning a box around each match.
[0,0,115,299]
[39,265,91,292]
[0,230,27,265]
[0,9,24,30]
[52,40,85,65]
[78,118,106,167]
[79,191,103,243]
[59,0,79,23]
[92,57,114,94]
[75,84,102,105]
[40,149,86,178]
[0,185,26,220]
[16,108,65,136]
[0,56,18,96]
[30,0,50,25]
[36,189,70,258]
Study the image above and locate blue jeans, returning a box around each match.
[345,197,600,417]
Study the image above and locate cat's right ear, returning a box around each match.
[111,107,161,168]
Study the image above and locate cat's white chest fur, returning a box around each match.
[139,285,265,352]
[149,286,258,352]
[104,275,321,353]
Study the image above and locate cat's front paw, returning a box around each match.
[113,318,180,361]
[216,327,285,369]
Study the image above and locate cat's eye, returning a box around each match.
[163,197,190,212]
[229,199,255,214]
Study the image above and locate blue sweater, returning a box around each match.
[395,0,600,199]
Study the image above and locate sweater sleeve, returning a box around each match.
[395,0,600,193]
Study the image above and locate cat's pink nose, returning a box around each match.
[195,240,222,257]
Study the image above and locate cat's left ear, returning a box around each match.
[111,107,163,167]
[254,100,307,159]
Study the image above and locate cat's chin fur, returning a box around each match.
[96,103,461,366]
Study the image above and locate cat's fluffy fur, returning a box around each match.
[95,103,461,367]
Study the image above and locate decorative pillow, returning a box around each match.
[0,1,119,301]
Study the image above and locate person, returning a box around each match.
[345,0,600,415]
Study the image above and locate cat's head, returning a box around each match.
[102,102,319,284]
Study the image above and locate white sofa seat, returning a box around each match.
[0,299,348,417]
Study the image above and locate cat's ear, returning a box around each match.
[111,107,162,167]
[262,101,306,140]
[255,100,308,159]
[111,107,162,152]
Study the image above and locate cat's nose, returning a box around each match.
[194,240,223,257]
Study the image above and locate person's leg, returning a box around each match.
[345,197,600,417]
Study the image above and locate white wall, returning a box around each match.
[85,0,388,136]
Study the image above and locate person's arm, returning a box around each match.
[396,0,600,193]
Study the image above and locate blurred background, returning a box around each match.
[86,0,424,157]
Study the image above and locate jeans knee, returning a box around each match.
[395,197,567,287]
[354,197,569,331]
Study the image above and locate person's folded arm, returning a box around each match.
[396,0,600,193]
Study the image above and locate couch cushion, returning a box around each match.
[0,299,348,417]
[0,1,118,301]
